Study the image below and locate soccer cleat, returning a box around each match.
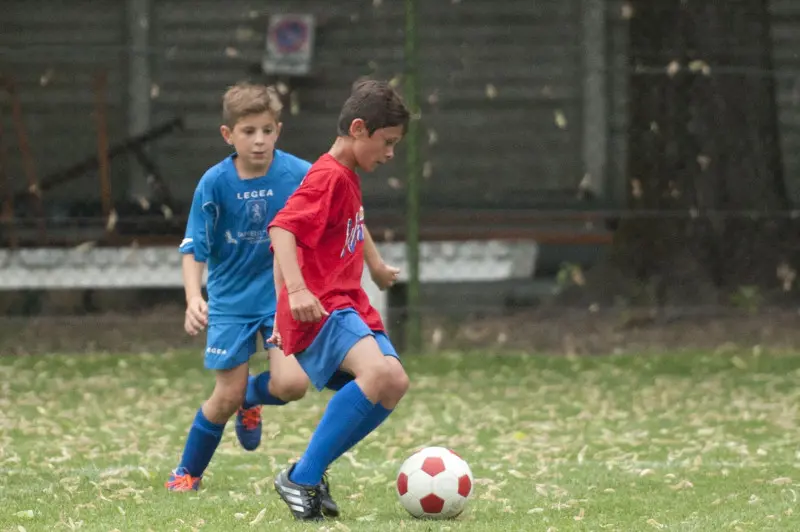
[235,405,263,451]
[319,470,340,518]
[165,467,201,491]
[274,465,324,521]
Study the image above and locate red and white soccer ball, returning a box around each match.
[396,446,474,519]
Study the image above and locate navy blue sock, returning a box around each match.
[178,408,225,478]
[330,403,393,463]
[324,370,354,392]
[243,372,288,409]
[289,381,374,486]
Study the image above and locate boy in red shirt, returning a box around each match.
[268,79,411,521]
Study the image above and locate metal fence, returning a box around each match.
[2,0,800,354]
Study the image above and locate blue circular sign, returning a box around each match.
[273,19,308,53]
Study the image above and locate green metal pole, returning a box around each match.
[404,0,422,353]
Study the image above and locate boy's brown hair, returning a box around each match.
[337,79,410,136]
[222,81,283,127]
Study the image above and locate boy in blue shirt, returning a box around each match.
[165,82,398,519]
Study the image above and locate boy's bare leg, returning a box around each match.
[166,363,248,491]
[274,337,409,519]
[264,347,309,402]
[204,364,250,422]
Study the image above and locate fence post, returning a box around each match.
[404,0,422,353]
[93,70,114,229]
[4,75,46,245]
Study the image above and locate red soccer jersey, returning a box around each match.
[268,154,385,355]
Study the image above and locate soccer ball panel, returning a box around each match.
[407,469,434,499]
[441,450,471,475]
[458,473,473,498]
[421,456,446,477]
[419,493,446,514]
[432,470,459,500]
[442,494,468,518]
[397,450,427,477]
[396,472,409,496]
[399,492,425,518]
[417,446,451,458]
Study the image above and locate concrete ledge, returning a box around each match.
[362,240,538,323]
[0,241,539,326]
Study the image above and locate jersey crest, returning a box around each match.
[246,199,267,225]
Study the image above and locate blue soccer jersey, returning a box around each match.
[179,149,310,323]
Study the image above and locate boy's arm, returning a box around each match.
[183,254,206,303]
[182,254,208,335]
[273,253,285,294]
[363,225,400,290]
[268,254,285,348]
[363,225,383,271]
[270,227,305,293]
[269,226,328,323]
[180,177,214,335]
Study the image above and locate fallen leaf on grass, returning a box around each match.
[249,508,266,525]
[670,479,694,490]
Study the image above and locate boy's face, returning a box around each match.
[350,120,404,172]
[220,111,281,172]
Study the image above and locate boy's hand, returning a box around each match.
[370,262,400,291]
[267,327,283,349]
[289,288,329,323]
[185,295,208,335]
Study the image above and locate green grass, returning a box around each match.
[2,349,800,531]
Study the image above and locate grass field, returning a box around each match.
[2,348,800,531]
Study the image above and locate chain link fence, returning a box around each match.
[2,0,800,354]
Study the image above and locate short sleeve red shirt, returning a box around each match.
[268,154,384,354]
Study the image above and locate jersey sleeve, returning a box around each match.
[286,158,312,194]
[268,171,338,250]
[179,178,219,262]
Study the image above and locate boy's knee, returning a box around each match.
[210,382,246,416]
[271,375,308,402]
[366,358,408,406]
[384,359,409,402]
[354,358,393,402]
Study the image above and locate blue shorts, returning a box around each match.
[295,308,400,391]
[204,317,277,370]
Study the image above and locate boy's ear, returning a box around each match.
[220,125,233,145]
[349,118,368,138]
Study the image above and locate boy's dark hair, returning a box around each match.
[337,79,410,136]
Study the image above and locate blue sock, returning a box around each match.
[324,370,354,391]
[289,381,374,486]
[330,403,393,463]
[243,372,287,409]
[178,408,225,478]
